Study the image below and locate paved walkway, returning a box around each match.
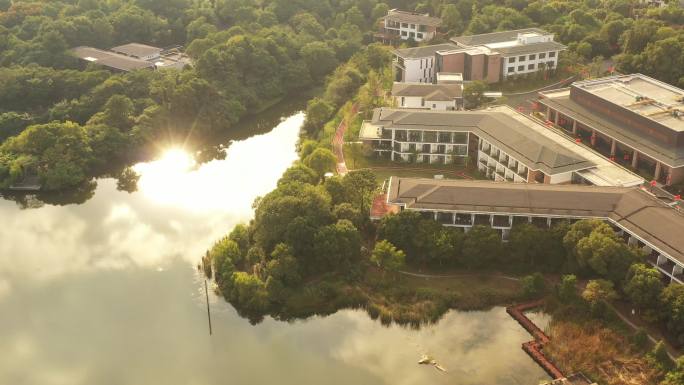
[332,103,359,176]
[397,270,520,282]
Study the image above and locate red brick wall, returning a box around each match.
[486,54,502,84]
[470,54,485,81]
[440,52,465,74]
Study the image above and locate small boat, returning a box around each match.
[434,364,447,372]
[417,355,432,365]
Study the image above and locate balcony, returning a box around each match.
[492,215,511,228]
[455,214,473,226]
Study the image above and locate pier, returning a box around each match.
[506,300,564,380]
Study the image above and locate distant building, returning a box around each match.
[391,80,463,110]
[71,46,155,72]
[393,43,458,83]
[436,28,566,83]
[110,43,163,61]
[359,106,643,187]
[376,9,441,44]
[386,177,684,284]
[538,74,684,186]
[72,43,191,72]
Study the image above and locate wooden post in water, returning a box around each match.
[205,279,213,335]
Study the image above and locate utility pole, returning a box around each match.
[205,279,212,336]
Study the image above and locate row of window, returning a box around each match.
[507,51,556,64]
[400,30,424,39]
[419,57,433,69]
[507,61,555,73]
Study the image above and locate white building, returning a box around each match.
[393,43,458,83]
[376,9,442,43]
[359,106,643,187]
[448,28,566,80]
[386,177,684,284]
[391,81,463,110]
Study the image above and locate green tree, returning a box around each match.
[371,3,389,21]
[303,98,334,135]
[312,219,361,272]
[558,274,578,302]
[341,168,376,212]
[441,4,464,34]
[461,226,503,269]
[229,224,250,258]
[463,81,488,109]
[303,147,337,178]
[582,279,618,307]
[624,264,664,318]
[662,357,684,385]
[301,42,338,81]
[371,239,406,279]
[378,210,422,259]
[660,284,684,344]
[102,95,135,130]
[522,272,546,299]
[265,243,301,286]
[279,162,319,186]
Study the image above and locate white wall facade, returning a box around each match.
[384,19,435,42]
[398,56,435,83]
[502,50,560,78]
[395,96,456,110]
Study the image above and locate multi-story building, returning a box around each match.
[72,43,191,72]
[437,28,566,83]
[391,79,463,110]
[376,9,442,44]
[393,43,458,83]
[538,74,684,186]
[386,177,684,284]
[359,106,643,187]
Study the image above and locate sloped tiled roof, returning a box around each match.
[391,82,462,100]
[394,43,458,59]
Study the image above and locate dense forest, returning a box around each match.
[1,0,683,190]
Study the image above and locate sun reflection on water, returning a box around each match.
[130,113,304,214]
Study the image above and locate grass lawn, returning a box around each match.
[490,71,575,94]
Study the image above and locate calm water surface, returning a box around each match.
[0,105,550,385]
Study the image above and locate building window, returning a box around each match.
[401,23,408,28]
[518,55,525,61]
[433,104,437,109]
[529,54,536,60]
[528,64,535,70]
[409,32,415,38]
[549,51,556,57]
[410,24,415,29]
[518,65,524,71]
[508,67,515,73]
[547,61,555,68]
[421,98,425,107]
[508,57,515,63]
[417,32,423,39]
[401,30,407,36]
[539,52,546,59]
[401,97,405,106]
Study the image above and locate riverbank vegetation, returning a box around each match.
[0,0,382,191]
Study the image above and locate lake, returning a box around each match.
[0,103,551,385]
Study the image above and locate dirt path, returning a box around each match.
[332,103,359,176]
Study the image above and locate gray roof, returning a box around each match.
[450,28,566,56]
[538,90,684,168]
[370,107,593,175]
[384,9,442,27]
[494,41,566,56]
[387,178,684,266]
[394,43,458,59]
[71,46,155,72]
[391,82,462,101]
[110,43,163,58]
[452,28,552,46]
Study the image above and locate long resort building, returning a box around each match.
[538,74,684,186]
[386,177,684,284]
[360,106,643,187]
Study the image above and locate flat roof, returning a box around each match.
[394,43,458,59]
[391,82,462,100]
[384,9,442,26]
[572,74,684,133]
[539,89,684,167]
[450,28,566,56]
[110,43,163,58]
[71,46,155,71]
[387,178,684,266]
